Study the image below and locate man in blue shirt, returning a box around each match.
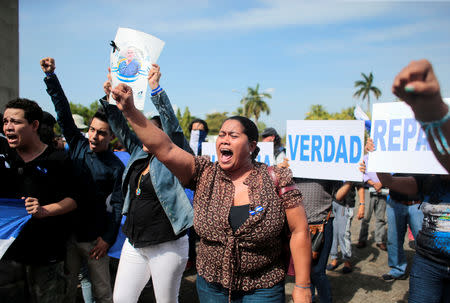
[41,57,124,303]
[118,47,141,77]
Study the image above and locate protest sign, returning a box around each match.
[368,101,448,174]
[0,199,31,259]
[110,28,165,110]
[286,120,364,181]
[202,142,274,166]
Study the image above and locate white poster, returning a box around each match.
[286,120,364,181]
[368,102,448,174]
[201,142,274,166]
[110,27,165,110]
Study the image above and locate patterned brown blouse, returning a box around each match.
[190,156,302,291]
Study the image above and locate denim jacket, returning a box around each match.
[99,91,193,235]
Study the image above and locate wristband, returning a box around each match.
[295,284,311,289]
[151,85,163,96]
[45,72,55,77]
[417,109,450,155]
[359,203,365,205]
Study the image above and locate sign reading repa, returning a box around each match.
[286,120,364,181]
[368,102,448,174]
[202,142,274,166]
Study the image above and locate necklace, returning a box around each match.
[136,173,143,196]
[135,163,150,196]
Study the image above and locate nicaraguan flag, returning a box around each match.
[0,198,31,259]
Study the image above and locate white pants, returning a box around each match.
[113,235,189,303]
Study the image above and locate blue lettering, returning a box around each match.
[335,136,348,163]
[373,120,387,151]
[403,118,417,151]
[311,135,323,162]
[388,119,402,151]
[416,128,431,151]
[300,135,310,161]
[263,155,271,165]
[211,155,216,162]
[288,135,299,160]
[349,136,362,163]
[324,136,335,162]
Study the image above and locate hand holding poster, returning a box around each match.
[286,120,364,181]
[368,101,448,174]
[202,142,274,166]
[110,28,165,110]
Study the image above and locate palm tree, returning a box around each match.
[353,72,382,113]
[240,84,271,125]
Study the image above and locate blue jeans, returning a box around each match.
[409,254,450,303]
[311,217,333,303]
[330,202,353,261]
[196,275,285,303]
[386,198,423,278]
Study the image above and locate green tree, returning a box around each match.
[305,105,356,120]
[205,112,228,135]
[331,106,356,120]
[180,106,192,138]
[69,101,99,126]
[305,105,331,120]
[353,72,382,113]
[240,84,271,125]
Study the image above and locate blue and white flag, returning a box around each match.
[0,198,31,259]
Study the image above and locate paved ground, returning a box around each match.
[133,213,414,303]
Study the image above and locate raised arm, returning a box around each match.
[148,65,192,153]
[392,59,450,172]
[41,57,84,147]
[111,83,195,186]
[99,93,142,156]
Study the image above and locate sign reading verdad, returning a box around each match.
[286,120,365,181]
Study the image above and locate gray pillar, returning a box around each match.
[0,0,19,112]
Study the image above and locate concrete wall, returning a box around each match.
[0,0,19,112]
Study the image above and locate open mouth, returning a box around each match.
[220,148,233,163]
[5,134,18,143]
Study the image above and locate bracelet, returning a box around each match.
[359,203,365,205]
[295,284,311,289]
[417,109,450,155]
[151,85,163,96]
[45,72,55,77]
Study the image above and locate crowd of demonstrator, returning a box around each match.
[0,58,448,303]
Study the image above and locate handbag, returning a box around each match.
[309,210,331,260]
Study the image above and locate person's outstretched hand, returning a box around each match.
[40,57,56,74]
[112,83,134,113]
[392,59,445,122]
[148,64,161,90]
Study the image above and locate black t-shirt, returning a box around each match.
[389,174,422,202]
[123,157,185,247]
[3,146,79,264]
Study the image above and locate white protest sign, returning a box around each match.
[368,101,448,174]
[286,120,364,181]
[201,142,274,166]
[110,28,165,110]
